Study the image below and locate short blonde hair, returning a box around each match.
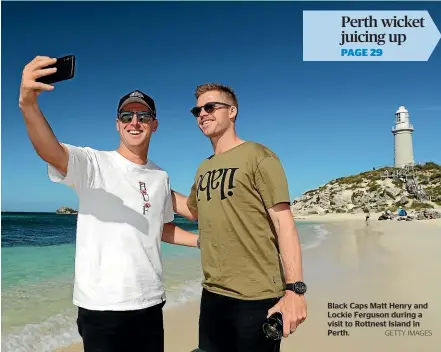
[195,83,239,120]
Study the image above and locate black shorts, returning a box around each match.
[76,301,165,352]
[198,289,282,352]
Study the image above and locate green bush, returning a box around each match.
[428,185,441,197]
[368,184,379,192]
[410,201,434,210]
[392,179,403,188]
[417,162,441,172]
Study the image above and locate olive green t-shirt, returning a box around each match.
[187,142,290,300]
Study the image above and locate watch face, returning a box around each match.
[294,282,307,294]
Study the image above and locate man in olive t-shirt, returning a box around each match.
[187,142,288,300]
[172,83,307,352]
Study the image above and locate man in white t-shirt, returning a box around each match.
[18,56,199,352]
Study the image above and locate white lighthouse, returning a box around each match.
[392,106,414,168]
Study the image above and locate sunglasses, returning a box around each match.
[118,111,155,124]
[190,102,231,118]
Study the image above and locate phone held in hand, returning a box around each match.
[37,55,75,84]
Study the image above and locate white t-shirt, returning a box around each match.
[48,144,174,311]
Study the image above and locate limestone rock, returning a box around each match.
[414,209,441,220]
[396,196,410,206]
[56,206,78,215]
[291,162,441,216]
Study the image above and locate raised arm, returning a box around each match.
[171,190,198,221]
[19,56,68,176]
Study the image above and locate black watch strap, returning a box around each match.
[286,281,307,294]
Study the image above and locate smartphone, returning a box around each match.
[37,55,75,84]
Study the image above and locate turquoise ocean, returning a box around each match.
[1,212,329,351]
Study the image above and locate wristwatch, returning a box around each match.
[286,281,307,295]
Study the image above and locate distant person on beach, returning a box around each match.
[18,56,198,352]
[172,83,307,352]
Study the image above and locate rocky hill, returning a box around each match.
[291,162,441,216]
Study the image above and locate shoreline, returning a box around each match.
[52,215,441,351]
[295,208,441,225]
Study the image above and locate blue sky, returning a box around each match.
[2,1,441,212]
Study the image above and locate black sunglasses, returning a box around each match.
[118,111,155,124]
[190,102,231,117]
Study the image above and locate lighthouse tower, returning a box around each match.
[392,106,414,168]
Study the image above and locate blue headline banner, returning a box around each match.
[303,10,441,61]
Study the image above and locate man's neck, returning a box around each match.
[116,144,148,165]
[210,129,245,155]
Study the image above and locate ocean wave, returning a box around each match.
[164,278,203,309]
[1,279,204,352]
[1,308,80,352]
[301,224,330,251]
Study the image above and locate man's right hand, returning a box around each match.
[18,55,69,176]
[19,56,57,109]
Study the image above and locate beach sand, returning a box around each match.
[57,214,441,352]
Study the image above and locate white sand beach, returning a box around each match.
[57,214,441,352]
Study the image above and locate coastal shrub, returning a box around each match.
[336,175,364,185]
[429,185,441,194]
[368,183,379,192]
[419,177,430,185]
[410,201,434,210]
[304,189,317,196]
[418,162,441,172]
[429,172,441,182]
[392,179,403,188]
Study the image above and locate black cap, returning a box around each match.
[117,90,156,116]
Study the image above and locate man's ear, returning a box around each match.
[229,106,238,122]
[152,119,158,132]
[116,119,120,132]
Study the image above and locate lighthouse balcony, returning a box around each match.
[392,123,414,132]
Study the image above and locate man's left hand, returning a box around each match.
[267,291,307,338]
